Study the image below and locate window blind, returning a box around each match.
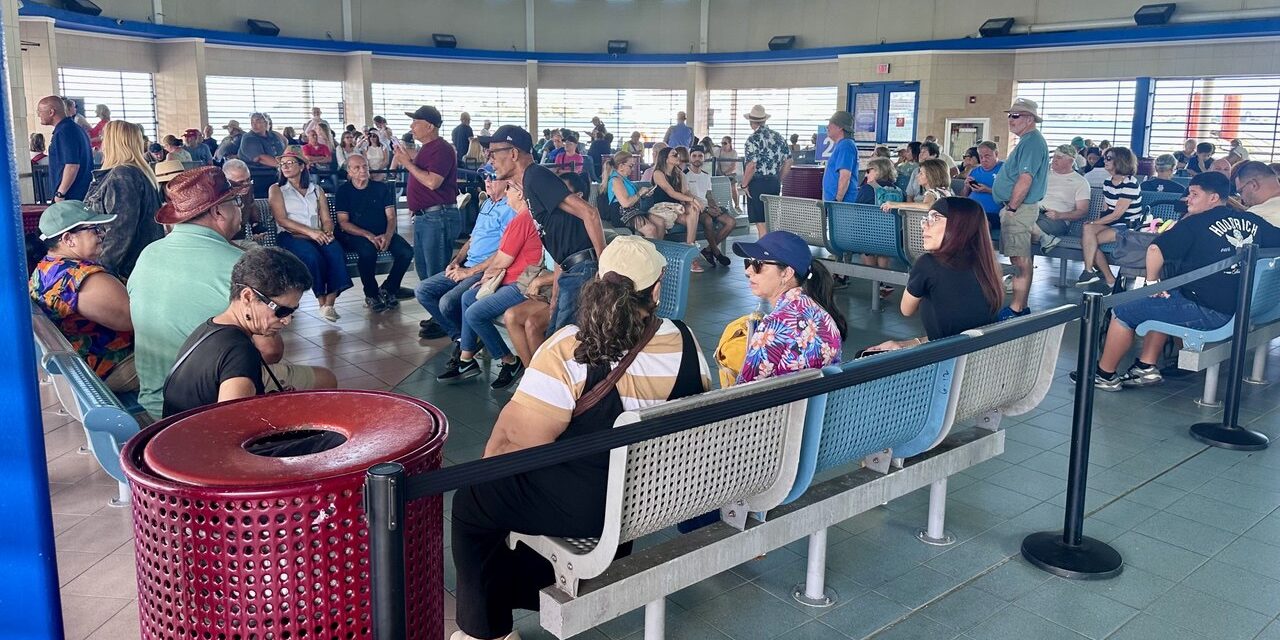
[57,67,158,141]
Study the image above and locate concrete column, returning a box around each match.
[344,51,374,128]
[526,60,538,134]
[154,39,208,134]
[14,15,58,203]
[686,61,707,137]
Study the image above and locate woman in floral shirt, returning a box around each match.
[732,231,846,384]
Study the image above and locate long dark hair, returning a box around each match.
[932,197,1002,313]
[656,146,684,192]
[573,271,659,367]
[792,261,847,340]
[277,160,311,189]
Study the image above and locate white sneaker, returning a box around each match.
[450,631,521,640]
[320,305,340,322]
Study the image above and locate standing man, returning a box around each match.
[740,104,792,238]
[303,107,328,138]
[237,112,286,197]
[39,95,93,202]
[216,120,245,162]
[395,105,461,282]
[483,125,606,334]
[334,154,415,312]
[479,120,493,137]
[822,111,858,203]
[664,111,693,149]
[182,129,214,165]
[371,115,394,146]
[452,112,475,167]
[992,98,1050,320]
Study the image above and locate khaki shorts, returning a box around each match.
[263,362,320,392]
[1000,202,1040,258]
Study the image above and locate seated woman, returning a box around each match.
[603,150,660,237]
[450,236,709,640]
[732,231,846,384]
[269,150,353,322]
[640,142,666,182]
[30,201,137,392]
[553,133,585,175]
[163,135,191,163]
[161,247,314,417]
[651,146,707,272]
[1077,147,1144,292]
[868,197,1002,352]
[440,180,545,390]
[885,158,952,211]
[855,157,903,205]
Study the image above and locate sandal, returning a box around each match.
[878,284,895,300]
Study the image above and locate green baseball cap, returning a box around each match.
[37,200,117,240]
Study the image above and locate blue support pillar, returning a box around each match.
[0,4,66,638]
[1131,77,1153,159]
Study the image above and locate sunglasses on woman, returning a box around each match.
[744,258,787,273]
[241,284,298,318]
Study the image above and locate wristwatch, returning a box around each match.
[55,190,67,199]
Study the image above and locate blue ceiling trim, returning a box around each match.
[21,2,1280,65]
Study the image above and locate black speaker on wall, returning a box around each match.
[62,0,103,16]
[246,19,281,37]
[432,33,458,48]
[1134,3,1177,25]
[608,40,629,55]
[979,17,1016,37]
[768,35,796,51]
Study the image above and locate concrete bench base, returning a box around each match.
[1174,322,1280,407]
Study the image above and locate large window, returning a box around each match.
[205,76,344,134]
[58,68,158,141]
[707,87,838,146]
[372,83,527,139]
[1150,77,1280,164]
[1015,80,1136,149]
[537,88,686,143]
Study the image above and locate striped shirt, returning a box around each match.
[1103,176,1144,227]
[511,319,711,423]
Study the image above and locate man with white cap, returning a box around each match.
[992,97,1049,320]
[740,104,792,238]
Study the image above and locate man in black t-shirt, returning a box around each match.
[335,154,414,311]
[1088,172,1280,391]
[452,112,474,168]
[481,125,606,335]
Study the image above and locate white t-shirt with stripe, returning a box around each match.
[511,319,712,423]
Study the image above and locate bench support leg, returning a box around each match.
[109,482,130,508]
[1245,346,1268,385]
[792,528,837,608]
[870,280,882,313]
[916,478,956,546]
[643,599,665,640]
[1058,257,1069,289]
[1196,363,1223,408]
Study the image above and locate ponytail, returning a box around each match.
[801,261,847,340]
[573,271,659,366]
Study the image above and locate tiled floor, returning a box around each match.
[44,250,1280,640]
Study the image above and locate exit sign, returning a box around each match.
[876,63,891,74]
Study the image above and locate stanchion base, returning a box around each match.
[1021,532,1123,580]
[1244,377,1268,386]
[1190,422,1269,451]
[916,528,956,546]
[1194,398,1223,408]
[791,584,837,608]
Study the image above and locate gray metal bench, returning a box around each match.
[30,304,139,507]
[1042,188,1184,287]
[253,196,398,276]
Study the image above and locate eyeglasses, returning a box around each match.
[744,258,787,273]
[1103,156,1115,162]
[76,225,107,238]
[485,145,516,158]
[920,211,947,228]
[240,284,297,318]
[1007,113,1027,120]
[279,160,302,167]
[480,170,499,181]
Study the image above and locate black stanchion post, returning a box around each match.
[1022,292,1123,579]
[366,462,409,640]
[1190,244,1270,450]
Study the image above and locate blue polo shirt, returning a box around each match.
[49,118,94,200]
[464,196,518,267]
[967,162,1003,214]
[822,138,858,202]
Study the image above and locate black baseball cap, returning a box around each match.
[404,105,443,127]
[478,125,533,153]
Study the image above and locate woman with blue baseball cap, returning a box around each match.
[730,231,846,384]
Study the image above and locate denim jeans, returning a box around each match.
[276,232,353,298]
[460,284,525,359]
[548,260,598,337]
[415,272,483,340]
[412,205,463,280]
[338,233,414,298]
[1113,289,1232,331]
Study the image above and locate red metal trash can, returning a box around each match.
[122,390,447,640]
[782,164,824,199]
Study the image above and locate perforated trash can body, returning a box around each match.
[781,164,824,199]
[122,390,446,640]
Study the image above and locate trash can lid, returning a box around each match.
[143,390,446,487]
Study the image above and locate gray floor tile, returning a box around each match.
[773,620,851,640]
[686,583,811,640]
[1257,620,1280,640]
[818,591,910,640]
[1244,511,1280,542]
[667,570,747,610]
[1143,584,1272,640]
[1190,476,1280,514]
[750,559,870,618]
[918,583,1008,633]
[1014,578,1137,639]
[1181,559,1280,618]
[873,565,963,609]
[1213,536,1280,581]
[824,536,917,589]
[1163,492,1266,535]
[1130,510,1238,556]
[1089,498,1158,531]
[1124,482,1188,510]
[985,465,1064,501]
[1109,531,1209,582]
[870,613,958,640]
[1070,563,1174,610]
[949,482,1042,519]
[967,558,1053,602]
[965,604,1089,640]
[1107,614,1207,640]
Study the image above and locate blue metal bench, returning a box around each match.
[29,304,139,507]
[1136,255,1280,406]
[650,240,699,321]
[1043,188,1185,287]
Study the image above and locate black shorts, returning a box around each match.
[746,174,781,224]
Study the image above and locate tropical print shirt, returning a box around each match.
[30,255,133,378]
[737,287,842,384]
[745,124,791,177]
